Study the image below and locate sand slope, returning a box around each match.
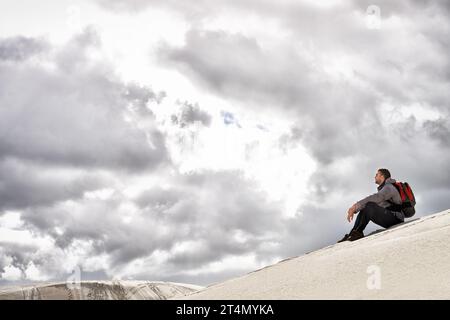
[178,209,450,299]
[0,280,203,300]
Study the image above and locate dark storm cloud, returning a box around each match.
[178,101,212,127]
[297,115,450,218]
[156,27,390,166]
[12,168,285,281]
[154,0,449,156]
[0,243,41,271]
[0,30,169,173]
[157,29,301,108]
[0,158,106,211]
[124,82,166,117]
[135,186,182,209]
[0,28,176,282]
[423,117,450,148]
[114,170,283,267]
[171,100,212,128]
[0,36,47,61]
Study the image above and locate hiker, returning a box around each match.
[338,168,406,242]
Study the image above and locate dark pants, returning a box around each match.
[352,202,403,233]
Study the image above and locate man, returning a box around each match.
[338,168,404,242]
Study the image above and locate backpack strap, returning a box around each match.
[386,182,405,212]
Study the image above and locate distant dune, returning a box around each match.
[0,280,203,300]
[176,209,450,299]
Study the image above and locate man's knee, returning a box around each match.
[361,202,378,218]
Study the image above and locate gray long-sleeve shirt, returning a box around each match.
[355,178,404,220]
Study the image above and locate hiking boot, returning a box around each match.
[347,229,364,241]
[337,233,351,243]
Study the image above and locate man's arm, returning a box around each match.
[353,184,396,212]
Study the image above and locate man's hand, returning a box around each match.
[347,204,357,222]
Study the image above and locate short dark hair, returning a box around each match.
[377,168,391,179]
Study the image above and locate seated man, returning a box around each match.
[338,168,405,242]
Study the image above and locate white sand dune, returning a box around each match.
[0,280,203,300]
[177,209,450,300]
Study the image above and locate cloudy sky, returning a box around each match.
[0,0,449,286]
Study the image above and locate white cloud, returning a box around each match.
[0,227,54,249]
[181,253,281,276]
[0,211,23,229]
[24,262,48,282]
[1,265,22,281]
[84,188,116,201]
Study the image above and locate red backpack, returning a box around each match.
[390,182,416,217]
